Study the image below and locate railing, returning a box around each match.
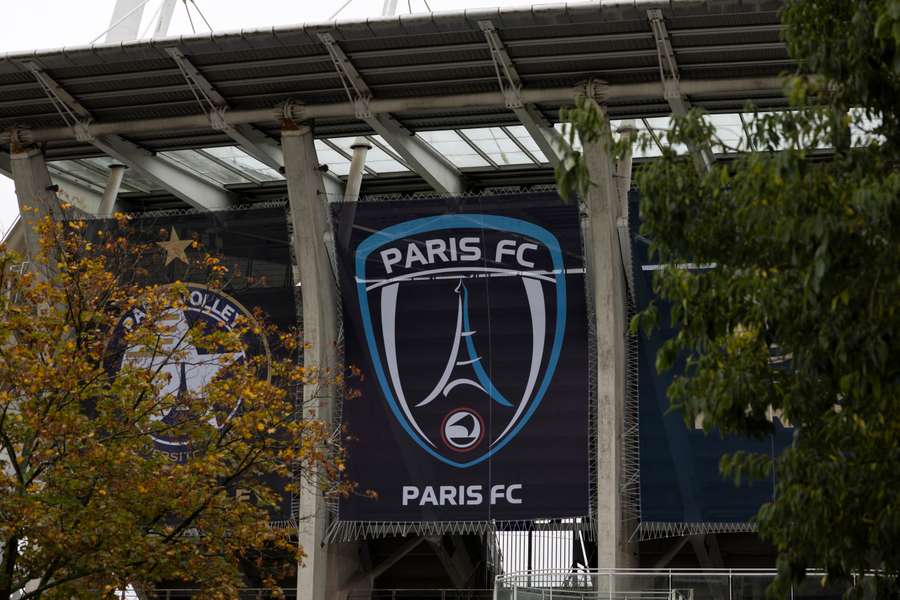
[495,569,871,600]
[147,590,296,599]
[148,588,493,600]
[347,590,494,600]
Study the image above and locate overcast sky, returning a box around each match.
[0,0,537,237]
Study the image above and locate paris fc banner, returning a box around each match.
[336,193,591,524]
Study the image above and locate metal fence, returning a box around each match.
[147,590,296,599]
[347,590,494,600]
[495,569,871,600]
[148,588,493,600]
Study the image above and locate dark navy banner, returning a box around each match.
[631,193,793,524]
[336,194,590,523]
[93,206,297,524]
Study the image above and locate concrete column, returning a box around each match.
[281,122,338,600]
[9,146,63,261]
[582,109,633,569]
[97,164,127,217]
[343,138,371,203]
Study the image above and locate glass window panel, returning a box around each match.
[849,107,884,146]
[162,150,249,185]
[554,122,582,150]
[202,146,283,181]
[418,130,490,168]
[314,141,351,176]
[503,125,549,164]
[644,116,688,155]
[464,127,534,165]
[705,113,746,153]
[326,136,409,174]
[48,160,110,188]
[366,136,409,173]
[79,156,158,191]
[628,120,662,158]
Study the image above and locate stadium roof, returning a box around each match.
[0,0,792,210]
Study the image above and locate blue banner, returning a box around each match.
[631,193,793,524]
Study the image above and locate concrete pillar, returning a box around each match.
[582,108,634,569]
[281,122,338,600]
[9,146,63,261]
[343,138,371,204]
[97,164,127,217]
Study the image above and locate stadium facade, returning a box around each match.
[0,1,805,598]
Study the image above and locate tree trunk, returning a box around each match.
[0,534,19,600]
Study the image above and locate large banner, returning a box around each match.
[336,193,591,524]
[631,193,793,525]
[93,205,297,524]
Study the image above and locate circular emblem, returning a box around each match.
[105,284,269,461]
[440,408,485,452]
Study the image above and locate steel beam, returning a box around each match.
[104,0,147,44]
[318,33,466,195]
[480,21,568,167]
[154,0,177,38]
[648,9,716,171]
[22,62,235,211]
[3,78,785,145]
[165,48,287,172]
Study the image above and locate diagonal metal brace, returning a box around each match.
[479,21,569,167]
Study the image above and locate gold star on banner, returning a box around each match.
[157,227,193,266]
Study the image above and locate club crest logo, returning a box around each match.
[354,214,567,468]
[106,285,269,461]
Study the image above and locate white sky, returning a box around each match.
[0,0,536,237]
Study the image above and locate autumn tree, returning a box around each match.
[0,209,350,599]
[558,0,899,596]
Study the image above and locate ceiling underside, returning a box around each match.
[0,0,793,209]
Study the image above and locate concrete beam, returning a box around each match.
[92,136,233,210]
[22,62,235,211]
[282,123,338,600]
[339,537,425,594]
[6,78,786,144]
[322,170,345,200]
[425,536,476,589]
[318,33,466,195]
[365,114,465,195]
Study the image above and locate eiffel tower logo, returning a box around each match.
[416,282,512,409]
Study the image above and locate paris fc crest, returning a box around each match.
[354,214,567,468]
[106,285,269,461]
